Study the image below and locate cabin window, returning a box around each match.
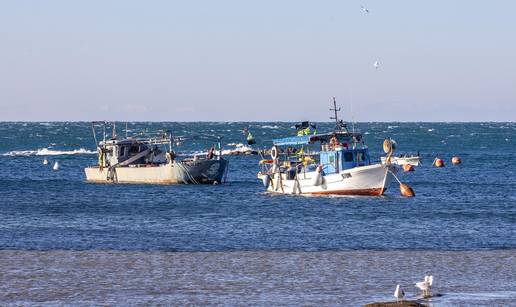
[329,156,335,164]
[344,152,354,162]
[129,146,140,154]
[119,146,126,157]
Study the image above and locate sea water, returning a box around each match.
[0,122,515,305]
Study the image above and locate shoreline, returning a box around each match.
[1,249,515,305]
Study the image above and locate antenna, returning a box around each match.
[330,97,341,125]
[350,88,355,135]
[112,121,117,139]
[330,97,347,131]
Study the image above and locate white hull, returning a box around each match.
[258,164,396,196]
[85,159,227,184]
[381,156,421,166]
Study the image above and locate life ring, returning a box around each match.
[270,146,279,160]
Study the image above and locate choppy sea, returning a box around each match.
[0,122,515,306]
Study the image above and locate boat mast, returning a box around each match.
[330,97,340,126]
[329,97,348,132]
[91,122,98,147]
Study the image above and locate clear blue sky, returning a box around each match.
[1,0,515,121]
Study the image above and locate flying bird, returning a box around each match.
[361,5,370,14]
[373,59,380,69]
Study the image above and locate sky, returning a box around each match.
[0,0,515,121]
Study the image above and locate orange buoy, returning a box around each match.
[451,156,461,165]
[434,158,445,168]
[400,183,415,197]
[403,164,415,172]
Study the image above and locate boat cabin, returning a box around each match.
[99,138,166,167]
[272,131,371,174]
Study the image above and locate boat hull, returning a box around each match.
[85,159,227,184]
[381,156,421,166]
[258,164,396,196]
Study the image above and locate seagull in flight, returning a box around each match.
[361,5,370,14]
[373,59,380,69]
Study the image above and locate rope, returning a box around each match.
[223,160,229,183]
[388,169,402,185]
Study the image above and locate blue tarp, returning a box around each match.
[273,131,359,146]
[273,135,311,146]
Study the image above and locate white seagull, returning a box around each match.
[43,158,49,165]
[361,5,370,14]
[53,161,60,171]
[394,284,405,302]
[373,59,380,69]
[415,273,434,297]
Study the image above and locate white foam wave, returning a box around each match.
[261,125,279,129]
[3,148,96,157]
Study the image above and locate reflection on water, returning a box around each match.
[1,250,514,306]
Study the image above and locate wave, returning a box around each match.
[261,125,279,129]
[2,148,96,157]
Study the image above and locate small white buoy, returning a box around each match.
[43,158,49,165]
[53,161,60,171]
[394,284,405,301]
[310,165,323,186]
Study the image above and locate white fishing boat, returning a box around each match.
[381,155,422,166]
[84,122,228,184]
[257,99,398,196]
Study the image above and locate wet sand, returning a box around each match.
[1,250,515,306]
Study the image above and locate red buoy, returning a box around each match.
[403,164,415,172]
[400,183,415,197]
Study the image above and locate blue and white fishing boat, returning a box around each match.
[258,98,397,196]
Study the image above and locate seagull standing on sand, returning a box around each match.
[415,273,434,297]
[394,284,405,302]
[361,5,370,14]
